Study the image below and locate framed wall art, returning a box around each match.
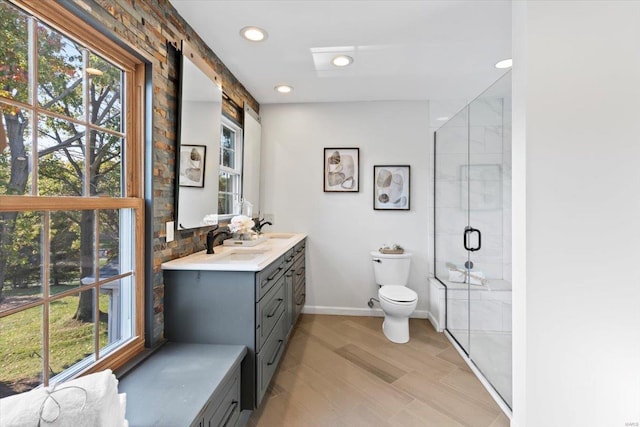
[324,147,359,192]
[179,144,206,187]
[373,165,410,210]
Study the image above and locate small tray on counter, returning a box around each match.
[223,236,268,247]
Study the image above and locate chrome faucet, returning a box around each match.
[206,225,232,254]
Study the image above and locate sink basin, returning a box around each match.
[266,233,295,239]
[207,249,269,263]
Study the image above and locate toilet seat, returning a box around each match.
[379,286,417,303]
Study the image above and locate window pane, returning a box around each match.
[219,171,230,193]
[218,193,234,216]
[91,131,122,197]
[222,148,235,169]
[49,291,96,375]
[37,22,84,121]
[0,305,44,397]
[221,126,234,150]
[99,281,120,352]
[0,104,32,196]
[0,211,42,315]
[221,126,235,169]
[0,1,30,105]
[50,210,96,296]
[38,115,85,196]
[88,53,123,133]
[99,209,120,276]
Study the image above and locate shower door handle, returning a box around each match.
[464,227,481,252]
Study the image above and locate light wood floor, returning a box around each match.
[248,315,510,427]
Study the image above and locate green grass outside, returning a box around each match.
[0,285,108,391]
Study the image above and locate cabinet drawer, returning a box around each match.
[256,312,286,405]
[294,241,306,261]
[256,275,285,351]
[204,367,241,427]
[256,256,285,301]
[283,248,296,266]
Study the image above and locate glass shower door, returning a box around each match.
[434,106,470,353]
[467,73,512,408]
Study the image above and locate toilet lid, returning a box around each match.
[379,286,417,302]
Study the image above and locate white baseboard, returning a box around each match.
[427,311,444,332]
[301,305,428,319]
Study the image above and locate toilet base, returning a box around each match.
[382,316,410,344]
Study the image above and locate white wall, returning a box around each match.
[512,2,640,425]
[260,101,431,315]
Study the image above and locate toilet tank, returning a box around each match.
[370,251,412,286]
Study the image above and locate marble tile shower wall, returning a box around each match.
[66,0,259,345]
[435,97,510,282]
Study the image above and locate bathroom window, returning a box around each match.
[218,116,243,217]
[0,0,145,397]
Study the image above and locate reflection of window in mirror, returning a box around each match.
[218,116,243,218]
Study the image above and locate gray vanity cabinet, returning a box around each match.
[163,237,306,412]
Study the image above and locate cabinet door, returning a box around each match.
[256,313,286,405]
[205,370,241,427]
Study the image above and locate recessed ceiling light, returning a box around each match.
[331,55,353,67]
[495,58,513,69]
[274,84,293,94]
[436,116,449,121]
[240,26,268,42]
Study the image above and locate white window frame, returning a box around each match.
[218,116,243,220]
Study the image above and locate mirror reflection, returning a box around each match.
[176,42,222,230]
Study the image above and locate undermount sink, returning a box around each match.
[208,249,269,263]
[266,233,295,239]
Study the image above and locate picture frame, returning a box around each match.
[324,147,359,192]
[373,165,410,210]
[179,144,206,187]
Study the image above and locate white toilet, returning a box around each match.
[370,250,417,343]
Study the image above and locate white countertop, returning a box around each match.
[161,232,307,272]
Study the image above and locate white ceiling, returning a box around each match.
[169,0,511,106]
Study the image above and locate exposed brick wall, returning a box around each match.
[66,0,259,345]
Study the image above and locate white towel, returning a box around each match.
[0,369,127,427]
[448,268,486,285]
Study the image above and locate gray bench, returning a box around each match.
[118,342,247,427]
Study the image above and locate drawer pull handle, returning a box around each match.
[286,256,294,262]
[295,293,306,306]
[267,298,284,318]
[267,340,284,366]
[267,269,281,281]
[262,267,284,287]
[221,400,239,427]
[286,270,294,278]
[296,268,305,277]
